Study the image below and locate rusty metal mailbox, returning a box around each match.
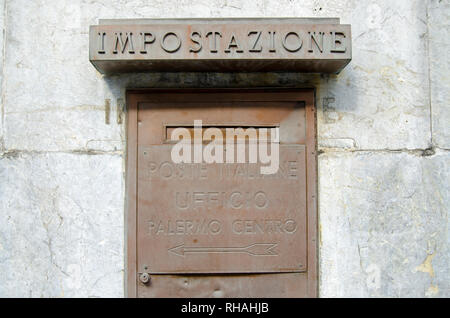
[126,89,317,297]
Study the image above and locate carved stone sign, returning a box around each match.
[89,18,351,74]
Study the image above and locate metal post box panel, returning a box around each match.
[126,89,317,297]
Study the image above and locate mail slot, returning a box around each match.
[126,89,317,297]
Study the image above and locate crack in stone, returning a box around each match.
[319,146,447,156]
[0,149,123,158]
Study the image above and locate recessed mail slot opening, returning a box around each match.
[165,124,279,144]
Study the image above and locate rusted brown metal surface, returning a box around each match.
[126,89,317,297]
[90,18,351,74]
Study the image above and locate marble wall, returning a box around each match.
[0,0,448,297]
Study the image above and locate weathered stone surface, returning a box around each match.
[317,0,431,150]
[0,153,124,297]
[0,0,5,152]
[319,150,449,297]
[3,0,433,152]
[0,0,448,298]
[5,107,123,152]
[428,0,450,149]
[2,0,121,152]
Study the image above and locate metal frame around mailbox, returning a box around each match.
[125,88,318,297]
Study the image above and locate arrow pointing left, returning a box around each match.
[168,243,278,257]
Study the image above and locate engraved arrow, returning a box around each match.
[168,243,278,257]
